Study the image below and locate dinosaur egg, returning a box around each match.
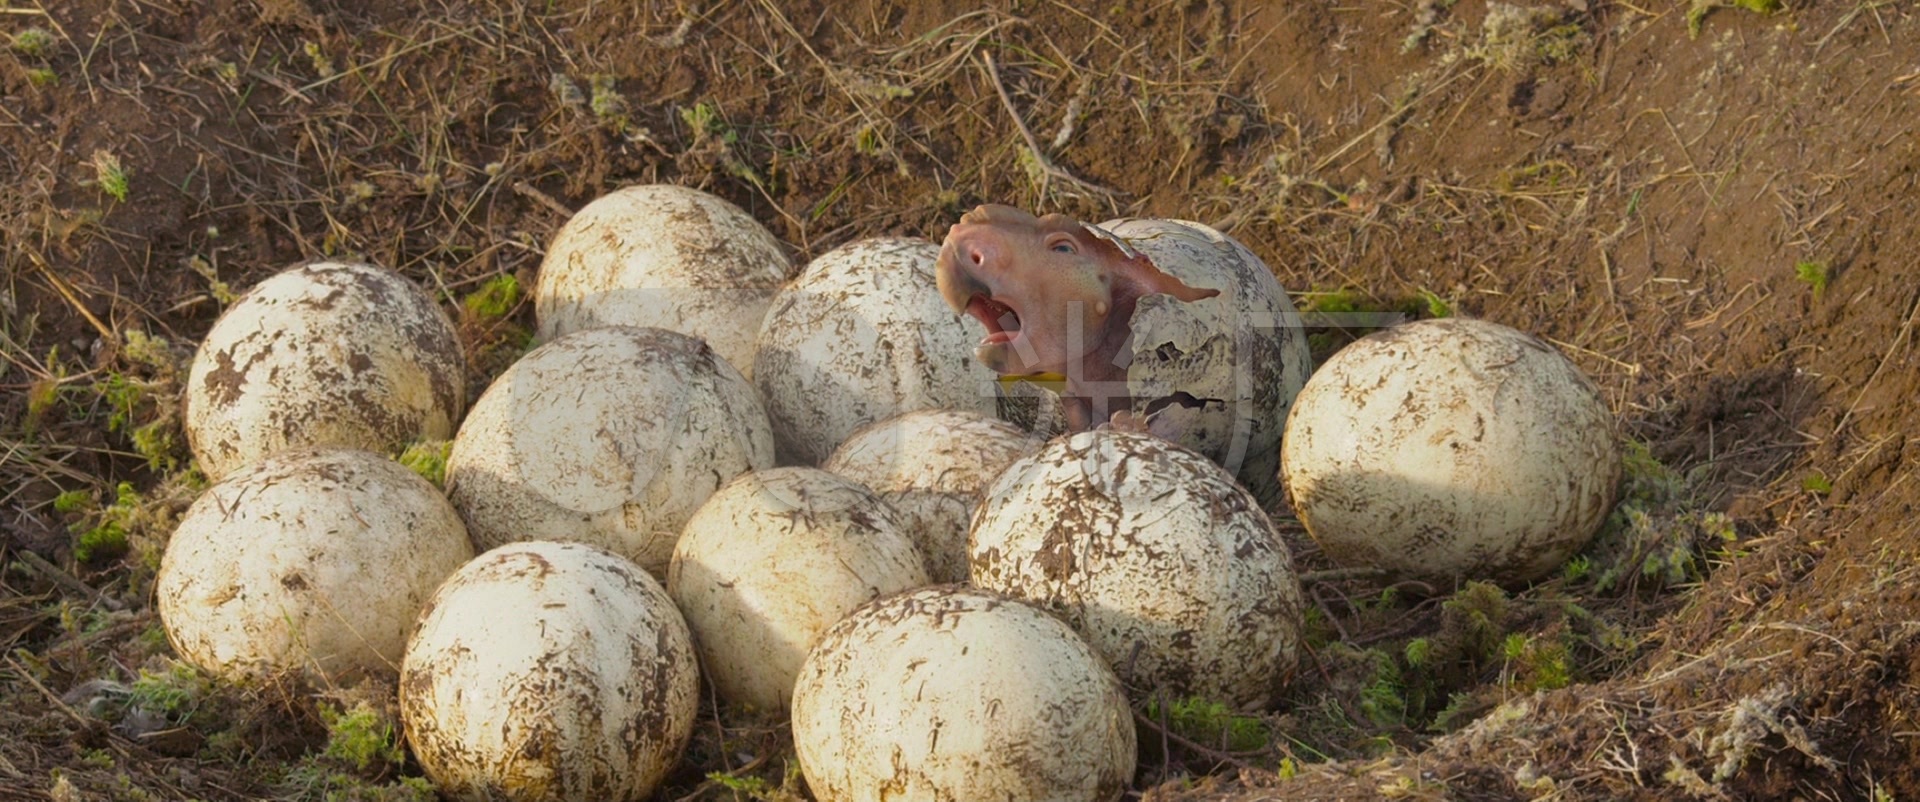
[969,430,1305,709]
[1089,217,1314,507]
[753,237,1001,464]
[666,467,929,712]
[822,409,1044,583]
[534,183,796,380]
[791,586,1136,802]
[183,261,466,482]
[399,541,699,802]
[1281,317,1622,589]
[445,326,774,577]
[156,447,474,684]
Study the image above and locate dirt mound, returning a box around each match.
[4,1,1917,800]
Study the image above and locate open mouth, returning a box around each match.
[966,294,1021,345]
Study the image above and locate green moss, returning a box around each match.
[460,274,521,320]
[1358,650,1409,726]
[136,623,170,653]
[1801,472,1832,495]
[1440,581,1511,664]
[680,101,735,144]
[1145,694,1271,752]
[71,482,138,564]
[87,331,187,471]
[319,701,405,774]
[10,27,53,57]
[397,441,451,488]
[129,660,212,721]
[93,149,130,203]
[1795,260,1830,298]
[1500,633,1575,691]
[1579,442,1735,594]
[707,760,806,802]
[854,124,884,156]
[1403,637,1432,669]
[1689,0,1782,39]
[52,489,92,514]
[1301,288,1371,315]
[277,765,437,802]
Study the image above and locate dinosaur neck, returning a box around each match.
[1064,281,1149,427]
[1061,253,1217,429]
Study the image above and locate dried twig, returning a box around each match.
[26,251,116,346]
[1132,709,1262,772]
[975,51,1122,205]
[12,550,126,612]
[1299,566,1391,584]
[512,181,575,218]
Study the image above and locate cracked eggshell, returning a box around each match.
[399,541,698,802]
[183,261,466,482]
[156,447,474,684]
[665,467,929,712]
[752,237,1001,465]
[1280,317,1622,589]
[1097,217,1313,506]
[791,586,1136,802]
[444,326,775,578]
[969,430,1305,710]
[821,409,1044,583]
[533,183,796,380]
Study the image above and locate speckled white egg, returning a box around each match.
[752,237,1001,465]
[969,430,1305,709]
[533,183,796,380]
[666,467,929,712]
[977,217,1312,504]
[791,586,1136,802]
[1087,217,1314,507]
[156,447,474,684]
[444,326,774,577]
[183,261,466,482]
[1281,317,1622,588]
[821,409,1044,583]
[399,541,699,802]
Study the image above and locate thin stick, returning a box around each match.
[14,550,127,612]
[1131,710,1260,771]
[512,181,574,218]
[27,252,117,345]
[1299,566,1390,584]
[6,655,95,728]
[1834,286,1920,437]
[975,51,1122,205]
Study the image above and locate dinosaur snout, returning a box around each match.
[948,228,1003,274]
[935,231,994,315]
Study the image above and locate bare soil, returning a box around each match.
[4,1,1919,800]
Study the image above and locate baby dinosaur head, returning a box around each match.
[935,204,1219,381]
[936,204,1114,376]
